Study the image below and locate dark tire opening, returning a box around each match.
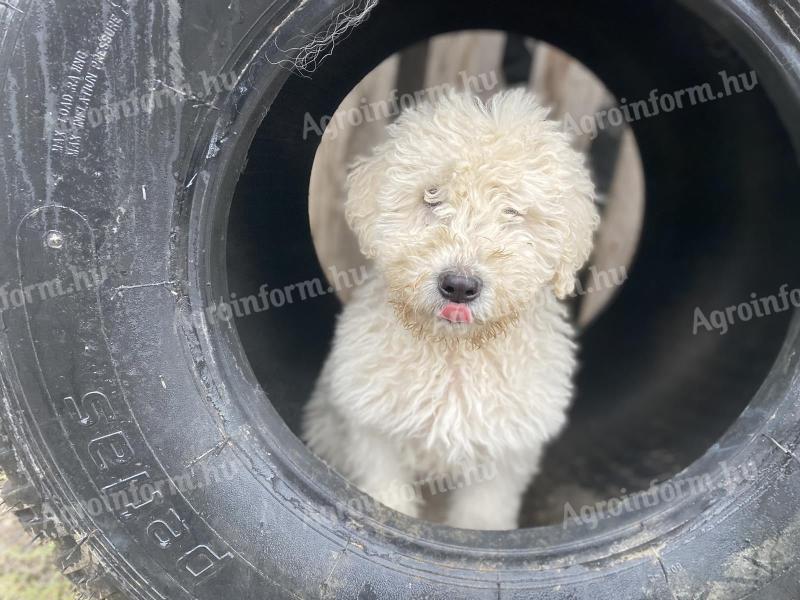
[227,0,800,526]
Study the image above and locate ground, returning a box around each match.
[0,471,76,600]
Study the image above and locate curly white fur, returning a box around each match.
[302,89,599,529]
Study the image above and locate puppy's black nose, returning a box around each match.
[438,272,482,303]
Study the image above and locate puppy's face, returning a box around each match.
[345,90,599,345]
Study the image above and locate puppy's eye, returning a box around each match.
[503,207,523,217]
[423,186,443,207]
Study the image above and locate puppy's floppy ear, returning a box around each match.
[491,89,600,299]
[550,164,600,299]
[344,153,385,259]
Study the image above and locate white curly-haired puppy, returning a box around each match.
[303,89,599,530]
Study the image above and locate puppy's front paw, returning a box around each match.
[365,485,421,519]
[445,507,518,531]
[446,510,517,531]
[446,491,520,530]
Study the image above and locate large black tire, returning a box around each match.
[1,0,800,598]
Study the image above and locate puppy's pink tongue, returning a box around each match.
[439,302,473,324]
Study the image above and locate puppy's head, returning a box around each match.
[345,90,599,345]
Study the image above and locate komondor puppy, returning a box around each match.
[303,89,599,529]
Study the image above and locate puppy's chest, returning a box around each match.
[349,345,548,460]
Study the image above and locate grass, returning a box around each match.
[0,471,76,600]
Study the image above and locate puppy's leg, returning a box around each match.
[304,387,419,517]
[445,462,533,530]
[352,430,421,519]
